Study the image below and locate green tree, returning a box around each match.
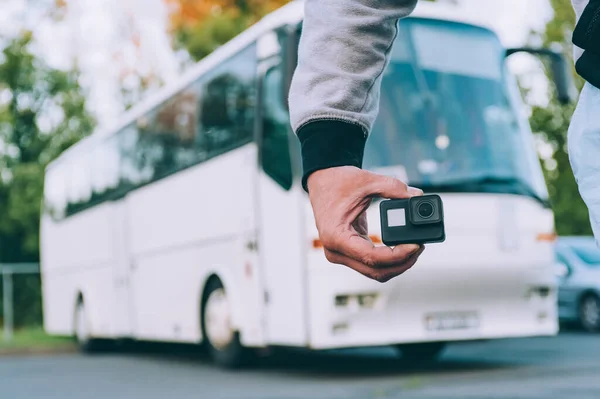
[529,0,590,235]
[0,32,95,262]
[168,0,292,61]
[0,31,93,328]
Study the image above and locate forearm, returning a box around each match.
[288,0,419,189]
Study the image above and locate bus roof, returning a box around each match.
[47,0,498,171]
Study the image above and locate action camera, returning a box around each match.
[379,195,446,246]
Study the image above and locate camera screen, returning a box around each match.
[387,208,407,227]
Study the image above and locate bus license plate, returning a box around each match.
[425,312,479,331]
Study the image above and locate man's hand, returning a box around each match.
[307,166,425,283]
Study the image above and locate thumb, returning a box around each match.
[407,185,424,197]
[366,174,422,199]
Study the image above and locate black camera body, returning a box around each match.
[379,194,445,246]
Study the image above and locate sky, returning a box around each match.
[0,0,556,128]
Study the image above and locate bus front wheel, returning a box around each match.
[201,278,252,368]
[74,300,110,353]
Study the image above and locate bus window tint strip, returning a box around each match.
[45,44,258,220]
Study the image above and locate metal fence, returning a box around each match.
[0,263,40,343]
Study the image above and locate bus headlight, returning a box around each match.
[334,293,379,309]
[358,293,378,309]
[335,295,349,307]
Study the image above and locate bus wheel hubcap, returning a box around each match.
[205,288,234,350]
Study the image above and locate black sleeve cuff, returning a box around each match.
[297,120,367,192]
[576,50,600,90]
[573,0,600,52]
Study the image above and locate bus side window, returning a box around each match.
[90,134,121,202]
[130,87,199,183]
[44,166,68,221]
[65,153,92,216]
[198,45,257,159]
[261,64,293,190]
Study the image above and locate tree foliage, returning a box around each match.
[0,32,94,262]
[529,0,590,235]
[167,0,292,60]
[0,31,93,328]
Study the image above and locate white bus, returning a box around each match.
[41,0,572,367]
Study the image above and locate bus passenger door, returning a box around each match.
[110,201,134,337]
[255,56,308,346]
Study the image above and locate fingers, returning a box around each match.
[351,211,369,237]
[325,245,425,283]
[305,166,428,283]
[340,233,422,269]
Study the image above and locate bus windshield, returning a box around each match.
[363,19,549,204]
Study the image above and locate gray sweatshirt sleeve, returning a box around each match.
[287,0,418,189]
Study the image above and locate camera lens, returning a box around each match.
[417,201,434,219]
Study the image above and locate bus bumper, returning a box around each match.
[305,260,558,350]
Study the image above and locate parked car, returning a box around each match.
[555,236,600,332]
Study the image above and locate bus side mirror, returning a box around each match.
[549,53,577,105]
[506,47,578,105]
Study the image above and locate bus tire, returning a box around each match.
[201,278,252,368]
[74,299,110,353]
[579,293,600,332]
[396,342,446,364]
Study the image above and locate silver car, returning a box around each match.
[556,236,600,332]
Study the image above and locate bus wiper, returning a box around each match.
[413,176,551,208]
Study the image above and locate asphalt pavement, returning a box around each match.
[2,331,600,399]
